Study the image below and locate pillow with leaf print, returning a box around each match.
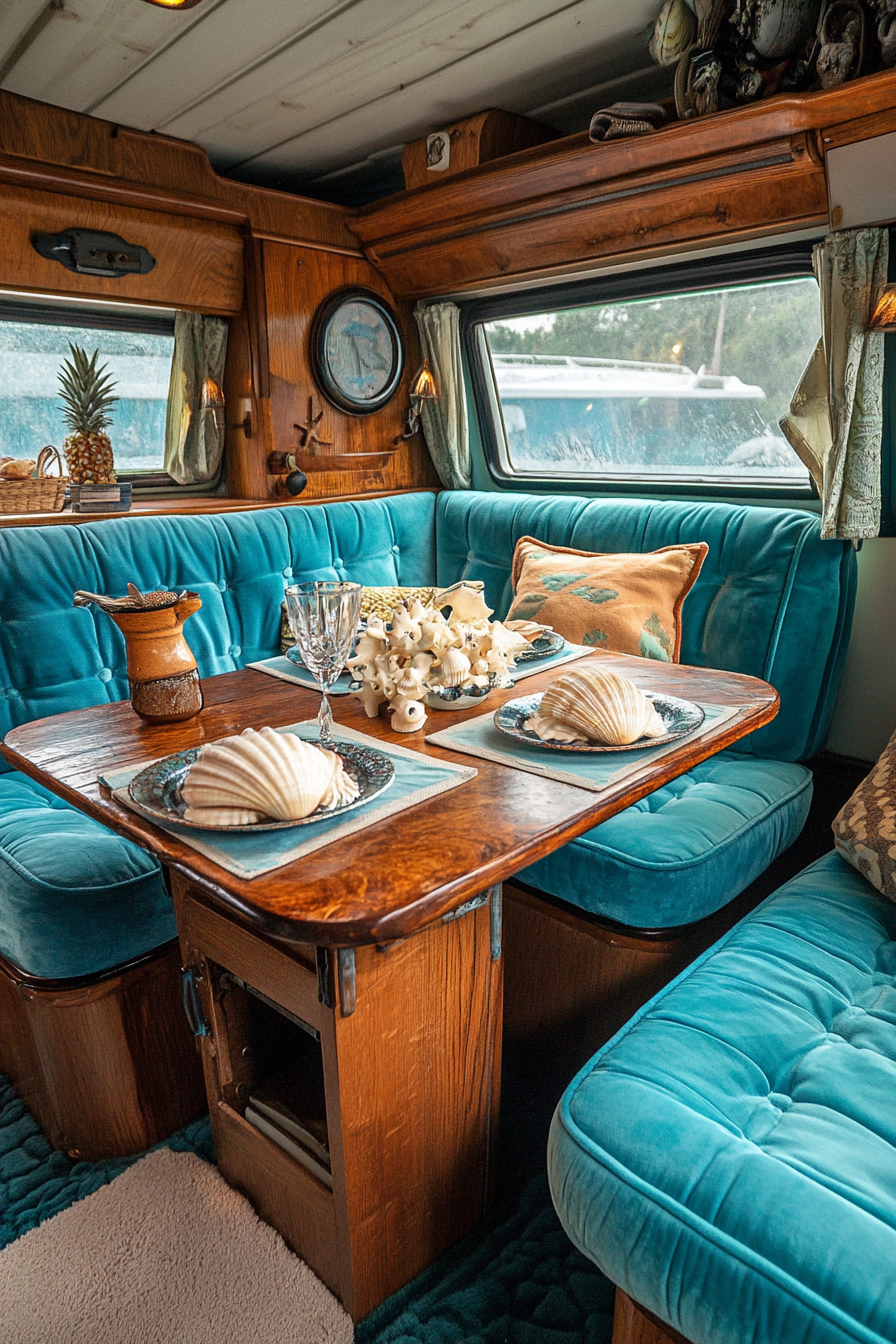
[507,536,708,662]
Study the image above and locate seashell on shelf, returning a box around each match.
[181,726,358,821]
[648,0,697,65]
[535,667,666,746]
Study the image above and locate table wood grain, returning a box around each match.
[2,651,777,948]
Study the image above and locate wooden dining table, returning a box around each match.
[2,651,777,1320]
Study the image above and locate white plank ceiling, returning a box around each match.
[0,0,670,198]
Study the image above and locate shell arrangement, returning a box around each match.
[527,666,667,746]
[347,582,535,734]
[180,726,359,825]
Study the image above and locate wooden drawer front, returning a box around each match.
[174,882,322,1031]
[0,183,243,312]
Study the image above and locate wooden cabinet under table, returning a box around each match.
[173,873,502,1321]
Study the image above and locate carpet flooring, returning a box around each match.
[0,1148,352,1344]
[0,1071,615,1344]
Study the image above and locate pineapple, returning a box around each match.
[58,344,119,485]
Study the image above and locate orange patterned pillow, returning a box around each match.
[507,536,708,662]
[832,729,896,902]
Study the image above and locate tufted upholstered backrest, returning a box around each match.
[435,492,856,761]
[0,494,436,763]
[0,489,854,770]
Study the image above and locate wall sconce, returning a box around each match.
[394,361,438,443]
[868,286,896,331]
[200,378,251,437]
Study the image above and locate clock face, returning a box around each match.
[312,289,405,414]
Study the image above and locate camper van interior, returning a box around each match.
[1,1,895,1340]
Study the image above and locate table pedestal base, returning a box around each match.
[173,875,503,1320]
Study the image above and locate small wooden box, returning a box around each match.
[402,109,558,191]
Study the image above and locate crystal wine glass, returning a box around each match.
[284,581,362,747]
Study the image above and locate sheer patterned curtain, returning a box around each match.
[164,312,228,485]
[413,301,471,490]
[780,228,888,540]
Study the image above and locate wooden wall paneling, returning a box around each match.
[0,181,244,312]
[0,91,116,174]
[262,239,437,501]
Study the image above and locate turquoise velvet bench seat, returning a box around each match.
[0,773,173,980]
[548,852,896,1344]
[0,490,855,977]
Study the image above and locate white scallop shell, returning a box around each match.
[182,805,267,826]
[434,647,472,686]
[504,619,552,642]
[181,726,358,821]
[540,667,667,746]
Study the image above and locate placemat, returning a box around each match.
[100,722,476,880]
[425,701,742,794]
[247,640,593,694]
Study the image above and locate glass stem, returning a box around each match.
[318,687,334,747]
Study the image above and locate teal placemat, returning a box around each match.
[247,640,593,695]
[100,722,476,880]
[246,656,355,695]
[425,702,741,794]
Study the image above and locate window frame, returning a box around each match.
[462,242,820,500]
[0,295,222,495]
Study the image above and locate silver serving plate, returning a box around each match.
[493,691,705,753]
[127,739,395,831]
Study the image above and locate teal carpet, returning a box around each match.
[0,1072,614,1343]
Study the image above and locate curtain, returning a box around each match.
[780,228,888,540]
[164,312,229,485]
[413,301,471,490]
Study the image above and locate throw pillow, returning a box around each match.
[832,729,896,902]
[507,536,708,662]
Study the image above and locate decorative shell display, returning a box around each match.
[347,582,530,733]
[180,726,358,823]
[529,666,667,746]
[648,0,696,65]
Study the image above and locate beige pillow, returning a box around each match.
[507,536,708,662]
[833,730,896,902]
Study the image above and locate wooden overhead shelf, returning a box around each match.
[351,69,896,297]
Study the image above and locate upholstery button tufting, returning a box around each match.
[97,668,113,683]
[218,580,227,592]
[392,544,400,554]
[333,557,343,569]
[229,645,241,658]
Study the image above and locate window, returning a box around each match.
[466,246,821,494]
[0,298,175,478]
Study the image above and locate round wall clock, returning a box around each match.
[310,288,405,415]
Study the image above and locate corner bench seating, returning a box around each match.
[0,490,855,1154]
[548,850,896,1344]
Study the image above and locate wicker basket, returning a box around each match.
[0,446,68,514]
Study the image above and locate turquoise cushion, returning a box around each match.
[0,773,175,980]
[0,493,438,753]
[435,492,856,761]
[548,852,896,1344]
[519,754,812,928]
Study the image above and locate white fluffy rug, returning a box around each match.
[0,1148,353,1344]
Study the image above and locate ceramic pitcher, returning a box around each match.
[108,593,204,723]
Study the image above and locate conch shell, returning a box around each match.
[504,619,551,642]
[181,726,358,821]
[648,0,697,66]
[533,667,667,746]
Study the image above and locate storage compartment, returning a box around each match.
[210,966,331,1188]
